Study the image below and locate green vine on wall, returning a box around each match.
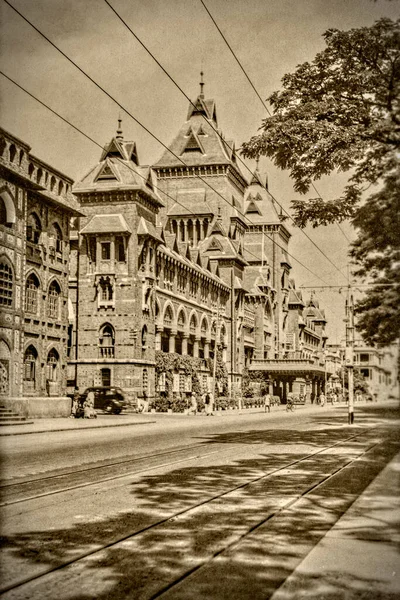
[154,350,229,411]
[155,351,203,401]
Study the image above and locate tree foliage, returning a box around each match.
[242,18,400,345]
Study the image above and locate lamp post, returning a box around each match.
[345,292,355,424]
[212,303,220,405]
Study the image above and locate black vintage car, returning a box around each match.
[79,386,127,414]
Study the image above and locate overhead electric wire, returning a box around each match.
[1,1,335,288]
[1,70,337,292]
[103,0,349,283]
[200,0,353,253]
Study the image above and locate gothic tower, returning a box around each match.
[70,122,163,400]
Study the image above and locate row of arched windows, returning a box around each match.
[25,274,61,318]
[23,345,60,386]
[27,212,63,252]
[156,303,227,342]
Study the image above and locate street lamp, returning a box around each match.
[345,293,355,424]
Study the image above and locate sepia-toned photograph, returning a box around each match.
[0,0,399,598]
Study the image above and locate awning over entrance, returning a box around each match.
[249,358,326,377]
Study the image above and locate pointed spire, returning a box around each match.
[200,71,205,99]
[116,116,123,141]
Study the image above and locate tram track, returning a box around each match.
[0,425,374,507]
[0,441,220,506]
[0,426,386,597]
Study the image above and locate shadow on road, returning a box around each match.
[0,405,399,599]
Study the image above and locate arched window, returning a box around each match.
[99,276,113,301]
[141,325,147,349]
[0,260,13,307]
[99,324,115,358]
[26,213,41,244]
[0,189,16,227]
[46,348,59,382]
[25,273,40,314]
[48,280,61,319]
[0,137,6,157]
[24,346,38,385]
[164,306,173,327]
[177,310,185,330]
[50,176,56,192]
[189,315,197,335]
[9,144,16,163]
[49,222,62,253]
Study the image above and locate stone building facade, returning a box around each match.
[0,127,81,414]
[69,83,332,405]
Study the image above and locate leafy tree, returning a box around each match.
[338,366,370,395]
[351,170,400,346]
[242,18,400,346]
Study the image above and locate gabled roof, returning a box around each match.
[209,216,227,237]
[153,93,245,187]
[245,199,262,215]
[80,214,131,235]
[288,287,305,307]
[244,167,281,225]
[137,217,164,242]
[74,130,163,207]
[181,127,205,154]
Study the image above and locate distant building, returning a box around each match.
[326,339,398,400]
[0,128,81,412]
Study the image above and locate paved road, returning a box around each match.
[0,404,331,481]
[0,403,398,599]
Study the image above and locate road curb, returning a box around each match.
[0,419,156,436]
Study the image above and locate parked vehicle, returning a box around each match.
[78,387,127,415]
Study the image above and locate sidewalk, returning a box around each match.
[0,403,305,436]
[0,401,377,437]
[270,451,400,600]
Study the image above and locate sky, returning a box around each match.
[0,0,398,343]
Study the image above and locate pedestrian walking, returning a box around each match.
[190,392,197,415]
[204,392,214,416]
[263,392,271,413]
[319,392,325,407]
[71,387,80,418]
[83,390,97,419]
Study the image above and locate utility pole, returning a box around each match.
[212,303,219,404]
[345,291,355,424]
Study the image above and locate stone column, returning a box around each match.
[193,220,197,246]
[193,337,200,358]
[204,341,210,360]
[222,345,227,363]
[169,330,176,353]
[181,335,188,356]
[155,327,162,352]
